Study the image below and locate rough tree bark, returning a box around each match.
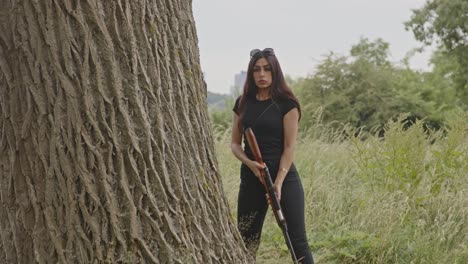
[0,0,251,263]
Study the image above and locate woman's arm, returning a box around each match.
[274,108,299,200]
[231,113,264,178]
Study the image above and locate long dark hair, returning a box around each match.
[237,51,301,131]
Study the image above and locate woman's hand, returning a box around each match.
[246,160,265,180]
[265,180,283,203]
[273,181,283,202]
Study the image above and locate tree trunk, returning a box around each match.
[0,0,250,263]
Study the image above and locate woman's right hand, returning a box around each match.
[246,160,265,181]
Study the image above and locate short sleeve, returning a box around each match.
[281,99,298,116]
[233,96,241,115]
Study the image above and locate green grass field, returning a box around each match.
[214,114,467,263]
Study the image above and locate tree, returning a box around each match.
[295,37,461,134]
[350,38,391,67]
[405,0,468,106]
[297,39,403,132]
[0,1,251,263]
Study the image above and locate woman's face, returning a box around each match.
[253,58,272,90]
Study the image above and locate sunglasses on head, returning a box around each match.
[250,48,275,58]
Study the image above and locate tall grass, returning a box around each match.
[215,112,467,263]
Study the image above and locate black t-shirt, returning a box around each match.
[233,96,298,160]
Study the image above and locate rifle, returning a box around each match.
[244,127,300,264]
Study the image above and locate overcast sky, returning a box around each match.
[192,0,433,95]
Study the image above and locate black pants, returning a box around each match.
[237,161,314,264]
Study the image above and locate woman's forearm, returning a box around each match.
[231,143,252,166]
[276,147,295,184]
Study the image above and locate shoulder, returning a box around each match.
[278,98,299,116]
[234,96,241,105]
[233,96,242,114]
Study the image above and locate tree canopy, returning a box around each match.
[405,0,468,105]
[293,38,460,133]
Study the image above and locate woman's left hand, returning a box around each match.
[273,181,283,202]
[265,181,283,203]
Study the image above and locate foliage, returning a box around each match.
[309,229,385,263]
[352,112,467,197]
[405,0,468,106]
[350,38,391,67]
[405,0,467,49]
[351,114,428,196]
[294,37,463,134]
[429,111,468,195]
[210,97,236,140]
[391,61,458,129]
[296,39,402,132]
[214,112,468,263]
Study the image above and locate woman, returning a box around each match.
[231,48,314,263]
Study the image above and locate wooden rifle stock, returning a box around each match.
[244,128,300,264]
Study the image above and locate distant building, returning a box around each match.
[235,71,247,88]
[231,71,247,95]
